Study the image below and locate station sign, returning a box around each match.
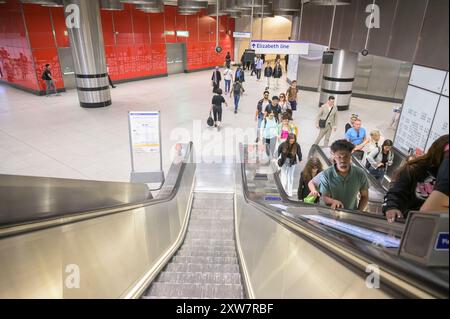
[250,40,309,55]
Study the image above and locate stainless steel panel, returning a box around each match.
[323,50,358,79]
[322,79,353,92]
[298,57,322,89]
[166,43,186,75]
[353,54,372,94]
[234,148,392,299]
[366,55,401,98]
[78,89,111,104]
[0,175,149,227]
[75,77,109,88]
[0,144,196,298]
[367,0,397,57]
[394,62,412,101]
[58,47,76,90]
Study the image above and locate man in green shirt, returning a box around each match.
[320,140,370,211]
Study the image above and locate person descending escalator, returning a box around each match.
[383,134,449,223]
[298,157,323,203]
[365,139,394,181]
[277,133,303,197]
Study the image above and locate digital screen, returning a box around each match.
[303,215,401,248]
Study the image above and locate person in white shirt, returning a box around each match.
[223,67,233,94]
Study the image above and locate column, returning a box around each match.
[290,13,300,41]
[63,0,111,108]
[319,49,358,111]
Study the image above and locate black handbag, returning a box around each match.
[319,107,334,129]
[207,112,214,127]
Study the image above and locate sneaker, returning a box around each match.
[234,110,237,114]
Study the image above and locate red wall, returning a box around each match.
[0,2,235,92]
[0,0,39,91]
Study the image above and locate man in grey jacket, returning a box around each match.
[314,96,338,147]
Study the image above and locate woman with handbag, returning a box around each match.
[366,139,394,181]
[277,133,303,197]
[313,96,338,147]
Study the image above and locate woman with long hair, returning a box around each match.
[277,133,303,197]
[383,134,449,223]
[298,157,323,203]
[366,139,394,181]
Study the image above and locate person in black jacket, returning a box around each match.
[383,134,449,223]
[235,66,245,83]
[211,66,222,93]
[277,133,302,197]
[264,62,273,90]
[225,52,231,68]
[298,157,323,202]
[273,61,283,89]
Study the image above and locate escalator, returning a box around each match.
[0,142,447,299]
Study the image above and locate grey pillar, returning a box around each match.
[63,0,111,108]
[319,49,358,111]
[290,13,300,40]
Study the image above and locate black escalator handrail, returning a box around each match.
[0,142,195,238]
[351,153,389,192]
[238,145,448,299]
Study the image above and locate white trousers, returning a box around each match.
[280,163,296,197]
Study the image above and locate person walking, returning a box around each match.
[286,80,298,111]
[255,56,264,81]
[272,61,283,89]
[223,67,233,94]
[264,62,273,90]
[225,51,231,69]
[255,91,272,142]
[278,93,291,113]
[260,111,279,158]
[314,96,338,147]
[250,56,257,76]
[230,79,245,114]
[285,54,289,72]
[107,65,116,88]
[211,66,222,93]
[211,88,228,131]
[41,64,59,97]
[277,133,303,197]
[235,65,245,83]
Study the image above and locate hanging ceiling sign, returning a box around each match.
[233,32,251,38]
[250,40,309,55]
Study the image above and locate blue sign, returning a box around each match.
[264,196,282,201]
[435,232,449,251]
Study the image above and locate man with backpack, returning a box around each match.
[230,79,245,114]
[41,64,60,97]
[235,66,245,83]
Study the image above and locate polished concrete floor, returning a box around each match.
[0,70,398,182]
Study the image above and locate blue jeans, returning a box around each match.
[368,166,385,181]
[224,80,231,93]
[234,94,240,111]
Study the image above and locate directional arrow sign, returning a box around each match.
[250,40,309,55]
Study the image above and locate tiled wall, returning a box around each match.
[0,0,39,91]
[0,1,235,93]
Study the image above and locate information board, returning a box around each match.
[425,97,449,151]
[394,66,449,155]
[394,86,440,154]
[250,40,309,55]
[128,111,162,173]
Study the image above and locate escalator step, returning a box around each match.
[192,199,234,210]
[157,272,242,285]
[194,193,234,200]
[176,249,237,258]
[182,239,235,247]
[165,263,240,274]
[172,256,238,265]
[145,282,243,299]
[188,219,234,228]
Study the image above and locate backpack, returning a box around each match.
[236,69,241,79]
[233,82,241,94]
